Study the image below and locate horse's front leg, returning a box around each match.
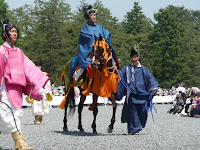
[92,93,98,133]
[78,92,86,132]
[107,94,117,133]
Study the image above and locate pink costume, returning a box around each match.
[0,44,49,109]
[0,42,49,134]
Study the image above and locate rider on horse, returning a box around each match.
[59,5,120,109]
[59,6,121,133]
[70,5,119,83]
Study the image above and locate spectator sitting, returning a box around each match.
[167,94,184,114]
[176,82,186,94]
[184,89,195,115]
[189,92,200,117]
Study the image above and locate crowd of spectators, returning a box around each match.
[167,83,200,117]
[50,82,200,118]
[51,84,65,96]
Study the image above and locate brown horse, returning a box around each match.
[59,34,120,133]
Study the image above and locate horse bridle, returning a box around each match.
[92,45,105,67]
[91,38,116,72]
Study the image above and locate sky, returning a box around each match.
[4,0,200,22]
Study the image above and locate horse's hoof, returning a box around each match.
[107,126,113,133]
[78,125,84,132]
[79,128,85,132]
[92,129,98,134]
[63,127,68,132]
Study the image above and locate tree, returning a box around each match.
[7,4,34,47]
[0,0,8,44]
[182,10,200,87]
[150,6,200,88]
[8,0,72,85]
[122,2,153,35]
[30,0,72,84]
[121,2,154,68]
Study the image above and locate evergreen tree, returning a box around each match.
[150,6,200,88]
[0,0,8,20]
[182,10,200,87]
[4,0,200,88]
[7,4,34,47]
[0,0,8,44]
[122,1,153,35]
[15,0,72,85]
[121,2,154,68]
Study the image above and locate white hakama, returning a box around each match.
[0,91,23,134]
[32,79,51,116]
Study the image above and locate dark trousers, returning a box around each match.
[127,100,147,134]
[185,104,191,113]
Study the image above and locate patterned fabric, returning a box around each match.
[82,67,119,98]
[68,24,119,82]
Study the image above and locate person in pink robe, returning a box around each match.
[0,19,49,150]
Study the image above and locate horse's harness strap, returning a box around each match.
[91,37,118,75]
[106,52,113,63]
[93,54,102,60]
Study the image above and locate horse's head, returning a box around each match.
[90,34,112,71]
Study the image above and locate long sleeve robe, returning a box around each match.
[0,44,49,108]
[68,24,119,81]
[115,64,159,123]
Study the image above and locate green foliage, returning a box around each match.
[3,0,200,88]
[150,6,200,88]
[7,0,73,85]
[0,0,8,44]
[122,2,153,35]
[121,1,154,70]
[0,0,8,20]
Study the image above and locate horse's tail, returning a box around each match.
[68,92,76,117]
[58,83,74,109]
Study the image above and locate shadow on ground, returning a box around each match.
[53,130,128,136]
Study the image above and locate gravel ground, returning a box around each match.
[0,104,200,150]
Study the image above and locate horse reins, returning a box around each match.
[92,39,157,121]
[92,38,114,71]
[115,68,157,122]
